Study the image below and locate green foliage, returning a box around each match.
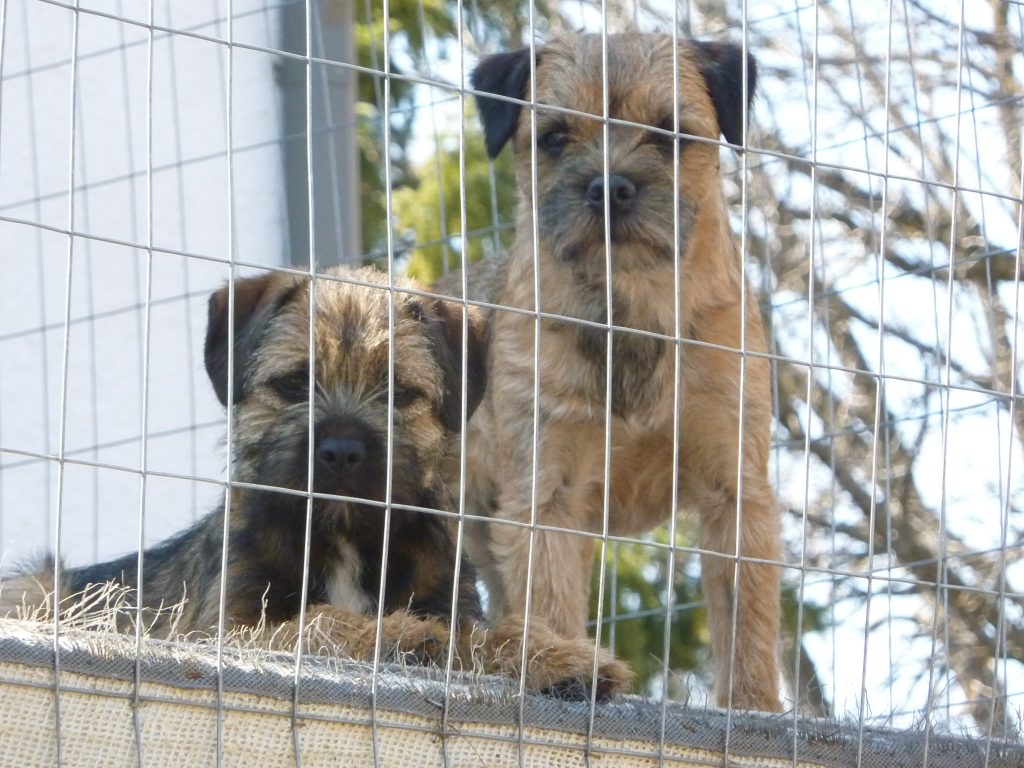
[781,580,826,636]
[591,527,827,697]
[354,0,453,108]
[395,125,516,282]
[355,104,390,262]
[464,0,554,49]
[350,0,526,271]
[352,0,457,262]
[590,528,707,697]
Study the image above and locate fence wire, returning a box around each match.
[0,0,1022,765]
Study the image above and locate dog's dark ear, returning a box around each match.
[204,272,300,406]
[472,48,533,158]
[691,41,757,147]
[418,298,488,433]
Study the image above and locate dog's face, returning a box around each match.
[472,34,755,271]
[203,267,486,512]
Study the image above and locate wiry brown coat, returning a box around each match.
[438,33,782,711]
[1,266,631,699]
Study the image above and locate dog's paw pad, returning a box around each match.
[592,675,620,703]
[594,658,634,699]
[542,677,590,701]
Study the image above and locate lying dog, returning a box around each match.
[1,266,631,698]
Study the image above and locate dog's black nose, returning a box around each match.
[586,174,637,214]
[316,435,367,474]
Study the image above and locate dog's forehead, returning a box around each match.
[251,276,432,382]
[314,286,382,364]
[310,282,432,373]
[284,280,438,398]
[536,34,712,128]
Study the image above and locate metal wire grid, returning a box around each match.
[0,0,1022,766]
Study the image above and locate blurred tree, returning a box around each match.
[351,0,453,257]
[395,123,516,282]
[716,0,1023,736]
[590,532,708,701]
[590,529,828,708]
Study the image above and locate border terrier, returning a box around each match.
[1,266,630,699]
[436,34,782,711]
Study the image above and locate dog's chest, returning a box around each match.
[326,540,373,614]
[559,281,669,416]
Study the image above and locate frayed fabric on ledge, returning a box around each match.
[0,617,1019,768]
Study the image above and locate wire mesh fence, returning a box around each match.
[0,0,1022,764]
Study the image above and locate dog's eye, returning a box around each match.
[376,383,423,408]
[392,385,419,408]
[649,119,691,150]
[271,372,310,402]
[538,128,569,157]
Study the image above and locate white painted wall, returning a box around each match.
[0,0,288,567]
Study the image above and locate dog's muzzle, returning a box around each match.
[312,417,380,496]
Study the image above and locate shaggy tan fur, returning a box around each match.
[437,33,782,711]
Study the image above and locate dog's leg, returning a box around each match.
[485,421,602,639]
[597,367,782,709]
[490,520,594,638]
[681,381,783,711]
[609,426,781,712]
[695,476,782,712]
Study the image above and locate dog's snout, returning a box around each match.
[316,434,367,474]
[310,417,380,494]
[585,174,637,214]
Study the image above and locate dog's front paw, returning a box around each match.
[593,654,635,700]
[373,611,451,665]
[269,606,452,665]
[558,648,633,702]
[477,617,634,701]
[265,604,369,654]
[530,641,634,702]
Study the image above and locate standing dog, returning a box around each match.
[437,34,782,711]
[1,266,630,698]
